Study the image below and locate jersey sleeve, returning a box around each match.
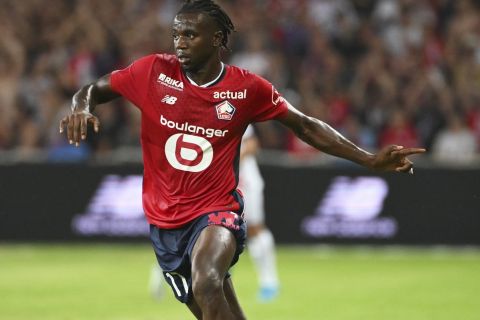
[250,75,289,122]
[110,54,156,109]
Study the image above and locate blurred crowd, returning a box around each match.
[1,0,480,165]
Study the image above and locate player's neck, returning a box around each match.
[184,59,223,87]
[186,62,224,88]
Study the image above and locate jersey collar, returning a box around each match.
[186,62,225,88]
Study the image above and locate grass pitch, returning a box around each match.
[0,244,479,320]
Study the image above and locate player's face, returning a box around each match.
[172,12,221,72]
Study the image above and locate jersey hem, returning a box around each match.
[146,205,240,229]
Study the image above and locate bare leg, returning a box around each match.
[191,225,243,320]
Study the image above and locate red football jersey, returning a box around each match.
[110,54,288,228]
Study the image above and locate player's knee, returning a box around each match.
[192,268,224,302]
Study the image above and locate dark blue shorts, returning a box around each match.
[150,210,247,303]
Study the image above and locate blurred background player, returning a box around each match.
[149,263,165,301]
[239,125,280,302]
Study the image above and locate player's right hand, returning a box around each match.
[59,111,100,147]
[370,145,426,173]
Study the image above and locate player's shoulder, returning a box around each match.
[226,64,271,88]
[227,64,261,81]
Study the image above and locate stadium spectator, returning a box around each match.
[378,108,420,149]
[431,111,477,165]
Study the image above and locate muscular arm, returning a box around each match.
[60,74,120,146]
[278,102,425,172]
[71,74,119,113]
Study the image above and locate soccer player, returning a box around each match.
[59,1,425,319]
[239,125,279,302]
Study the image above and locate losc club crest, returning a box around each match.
[215,101,236,121]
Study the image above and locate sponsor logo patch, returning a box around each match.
[157,73,184,91]
[160,115,228,138]
[213,89,247,100]
[161,95,177,105]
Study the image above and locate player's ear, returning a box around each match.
[213,31,223,47]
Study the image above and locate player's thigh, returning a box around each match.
[224,277,246,319]
[191,225,237,281]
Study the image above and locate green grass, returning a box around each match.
[1,244,479,320]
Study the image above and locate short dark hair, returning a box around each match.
[178,0,235,50]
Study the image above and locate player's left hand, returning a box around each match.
[370,145,426,174]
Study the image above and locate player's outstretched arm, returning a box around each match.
[59,74,120,146]
[277,103,426,173]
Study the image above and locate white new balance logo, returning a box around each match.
[301,176,397,239]
[71,175,149,237]
[162,95,177,105]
